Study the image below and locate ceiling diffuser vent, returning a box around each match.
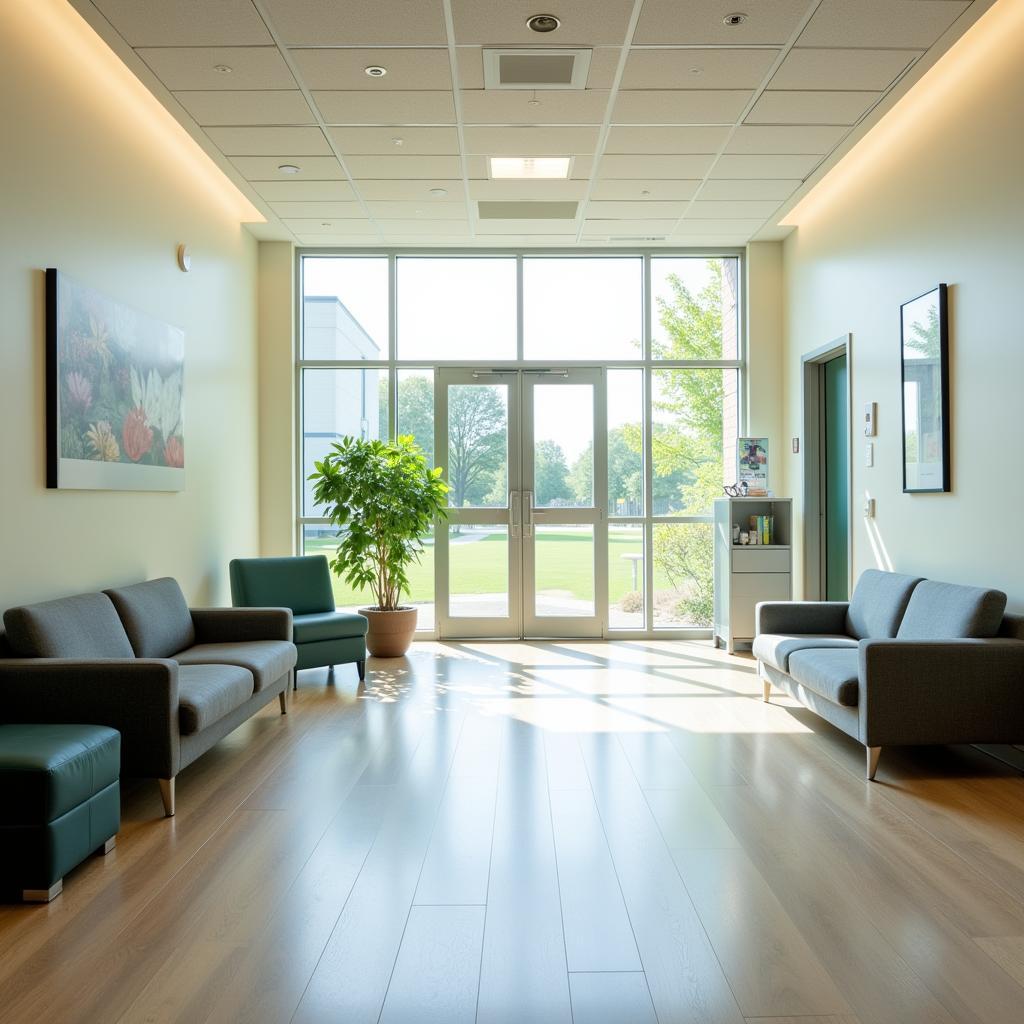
[483,49,592,90]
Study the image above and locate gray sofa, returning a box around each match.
[0,578,296,816]
[754,569,1024,779]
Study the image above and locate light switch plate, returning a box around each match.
[864,401,877,436]
[863,495,875,518]
[792,437,800,453]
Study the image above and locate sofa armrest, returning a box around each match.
[0,658,180,778]
[190,607,293,643]
[858,639,1024,747]
[756,601,850,637]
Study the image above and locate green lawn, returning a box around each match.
[305,528,645,606]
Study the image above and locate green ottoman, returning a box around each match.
[0,724,120,902]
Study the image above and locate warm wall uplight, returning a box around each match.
[490,157,571,179]
[781,0,1022,228]
[8,0,264,225]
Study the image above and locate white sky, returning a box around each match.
[302,255,717,463]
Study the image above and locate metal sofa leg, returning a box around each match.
[292,668,297,692]
[866,746,882,781]
[761,669,771,702]
[101,836,117,855]
[356,659,366,681]
[279,690,288,715]
[159,777,176,817]
[23,879,62,903]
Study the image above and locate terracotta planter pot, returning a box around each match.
[359,606,418,658]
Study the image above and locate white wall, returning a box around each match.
[0,0,260,609]
[779,0,1024,611]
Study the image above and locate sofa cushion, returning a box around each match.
[105,577,196,659]
[293,610,368,644]
[174,641,296,692]
[896,580,1008,640]
[177,664,254,735]
[3,593,135,659]
[0,723,120,826]
[787,648,860,707]
[230,556,336,616]
[752,633,858,673]
[846,570,924,639]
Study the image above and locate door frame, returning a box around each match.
[801,335,853,601]
[434,366,607,640]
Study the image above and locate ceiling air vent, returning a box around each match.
[478,201,579,220]
[483,49,592,90]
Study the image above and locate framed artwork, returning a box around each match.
[900,284,950,493]
[737,437,769,495]
[46,269,185,491]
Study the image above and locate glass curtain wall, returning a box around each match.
[297,251,743,637]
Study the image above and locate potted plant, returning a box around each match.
[309,435,448,657]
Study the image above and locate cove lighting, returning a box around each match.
[489,156,570,179]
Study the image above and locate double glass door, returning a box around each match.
[435,368,607,638]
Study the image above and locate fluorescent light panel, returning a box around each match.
[489,157,571,179]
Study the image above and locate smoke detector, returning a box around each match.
[526,14,560,33]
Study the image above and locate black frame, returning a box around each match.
[900,283,950,493]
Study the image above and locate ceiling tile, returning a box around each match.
[620,48,779,90]
[599,154,717,178]
[313,91,456,124]
[136,46,295,90]
[797,0,970,49]
[378,220,471,235]
[771,48,920,91]
[291,48,453,91]
[587,48,624,89]
[477,219,579,234]
[689,200,783,219]
[174,90,314,126]
[591,179,700,200]
[366,201,468,218]
[463,126,600,156]
[298,235,381,245]
[355,179,465,200]
[698,178,800,200]
[674,218,766,234]
[92,0,272,46]
[253,179,356,201]
[283,218,378,235]
[665,233,752,245]
[327,126,460,155]
[583,219,679,235]
[586,200,689,219]
[262,0,446,45]
[711,154,820,178]
[269,201,367,218]
[344,155,464,178]
[456,48,485,90]
[612,90,751,124]
[725,125,848,155]
[205,126,332,156]
[634,0,811,45]
[469,180,589,200]
[450,0,634,45]
[461,90,609,125]
[747,90,879,126]
[232,156,346,180]
[605,126,731,154]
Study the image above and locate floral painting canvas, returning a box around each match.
[46,269,185,491]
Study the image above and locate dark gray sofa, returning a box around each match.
[0,578,296,816]
[754,569,1024,779]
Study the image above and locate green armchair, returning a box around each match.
[229,556,367,687]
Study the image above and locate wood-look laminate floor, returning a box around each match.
[3,641,1024,1024]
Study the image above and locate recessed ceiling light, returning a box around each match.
[490,156,570,179]
[526,14,560,33]
[723,12,748,26]
[277,164,301,175]
[212,64,232,74]
[429,187,449,198]
[364,65,387,78]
